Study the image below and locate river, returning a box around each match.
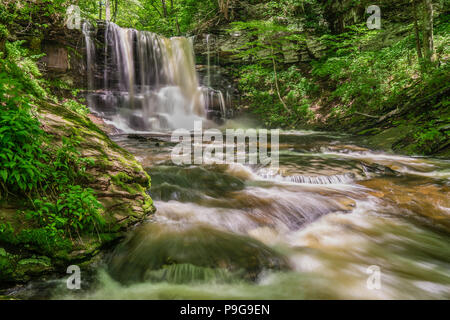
[21,128,448,300]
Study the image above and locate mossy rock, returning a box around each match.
[107,224,290,285]
[364,125,416,152]
[0,98,155,284]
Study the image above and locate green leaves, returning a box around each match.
[229,20,305,65]
[237,64,314,128]
[414,121,448,155]
[27,186,105,236]
[0,40,105,245]
[62,99,90,116]
[0,73,47,195]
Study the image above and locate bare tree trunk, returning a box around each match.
[170,0,181,35]
[105,0,111,21]
[161,0,168,18]
[218,0,231,20]
[412,1,423,60]
[271,46,291,115]
[113,0,119,22]
[422,0,436,62]
[99,0,103,20]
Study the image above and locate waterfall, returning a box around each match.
[202,87,226,119]
[206,34,211,87]
[200,34,229,122]
[82,22,95,95]
[83,21,220,132]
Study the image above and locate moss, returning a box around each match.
[1,95,154,283]
[110,171,150,197]
[111,173,137,194]
[0,248,53,282]
[364,125,416,153]
[142,194,154,214]
[0,254,15,280]
[17,256,51,267]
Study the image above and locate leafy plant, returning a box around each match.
[414,125,447,155]
[0,39,105,250]
[27,186,105,238]
[62,99,90,116]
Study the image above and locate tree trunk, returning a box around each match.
[218,0,231,20]
[170,0,181,35]
[412,1,423,60]
[422,0,435,62]
[271,46,292,115]
[161,0,168,18]
[113,0,119,22]
[105,0,111,21]
[99,1,103,20]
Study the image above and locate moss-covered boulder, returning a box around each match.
[0,100,155,285]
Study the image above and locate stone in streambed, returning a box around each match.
[107,224,289,284]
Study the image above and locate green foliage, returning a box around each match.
[1,41,47,98]
[0,40,105,251]
[0,222,71,253]
[62,99,90,116]
[27,186,104,236]
[0,73,47,194]
[237,64,314,127]
[413,122,448,155]
[229,20,305,65]
[0,23,9,39]
[229,20,314,127]
[311,26,417,112]
[133,0,219,36]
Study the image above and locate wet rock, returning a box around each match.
[361,162,398,176]
[0,248,54,283]
[128,114,147,131]
[248,227,279,246]
[107,224,289,284]
[359,178,450,228]
[335,198,357,211]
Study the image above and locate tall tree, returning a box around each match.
[422,0,436,62]
[170,0,181,35]
[112,0,119,22]
[99,0,103,19]
[218,0,231,21]
[105,0,111,21]
[412,0,423,60]
[161,0,168,18]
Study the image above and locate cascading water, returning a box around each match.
[16,130,445,300]
[82,22,96,103]
[200,34,231,121]
[83,21,227,132]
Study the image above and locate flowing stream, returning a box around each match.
[13,24,449,300]
[14,130,449,300]
[87,131,448,300]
